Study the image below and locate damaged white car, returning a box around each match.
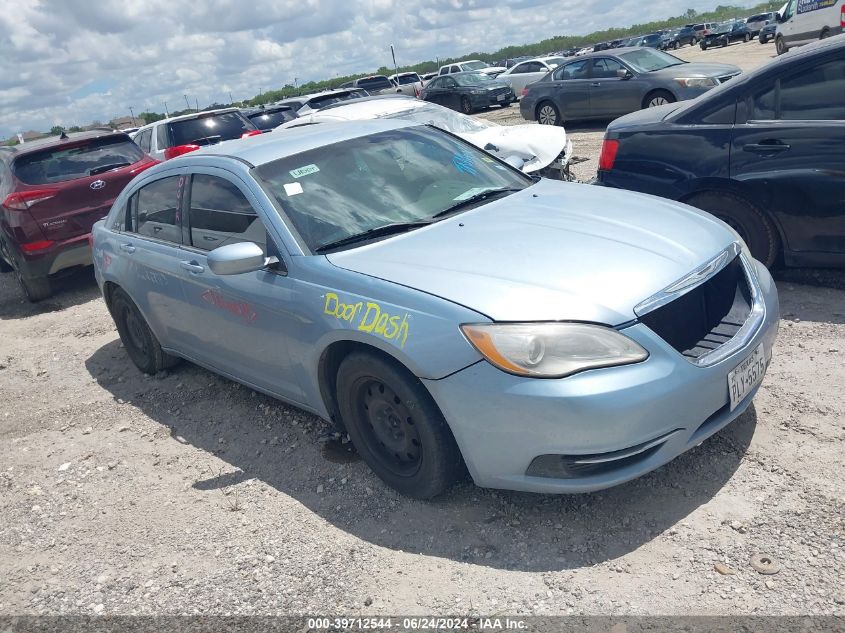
[275,96,574,180]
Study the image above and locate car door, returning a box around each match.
[587,57,643,118]
[550,60,592,119]
[176,169,306,403]
[731,54,845,259]
[441,77,461,110]
[423,77,446,105]
[118,172,192,349]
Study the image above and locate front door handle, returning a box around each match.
[590,82,601,87]
[743,141,791,154]
[180,260,205,274]
[119,243,135,253]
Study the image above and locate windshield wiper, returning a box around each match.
[187,135,222,146]
[89,162,131,175]
[315,220,433,253]
[431,187,523,220]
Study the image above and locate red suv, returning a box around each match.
[0,129,157,301]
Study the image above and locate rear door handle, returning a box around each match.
[743,141,791,154]
[119,243,135,253]
[180,260,205,274]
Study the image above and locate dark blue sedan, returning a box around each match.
[596,35,845,268]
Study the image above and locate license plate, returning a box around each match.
[497,94,505,101]
[728,344,766,411]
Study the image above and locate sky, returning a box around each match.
[0,0,761,137]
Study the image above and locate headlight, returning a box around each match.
[460,322,648,378]
[675,77,718,88]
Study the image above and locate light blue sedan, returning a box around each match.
[92,120,779,498]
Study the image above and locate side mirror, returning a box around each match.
[616,68,632,80]
[207,242,268,276]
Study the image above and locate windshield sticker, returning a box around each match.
[289,164,320,178]
[324,292,409,348]
[283,182,304,196]
[452,151,477,176]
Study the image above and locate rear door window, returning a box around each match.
[750,58,845,121]
[554,60,590,80]
[13,136,144,185]
[155,124,170,151]
[187,174,266,253]
[169,112,255,147]
[248,109,295,130]
[132,176,183,244]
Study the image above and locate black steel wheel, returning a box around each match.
[460,96,473,114]
[336,352,462,499]
[110,287,179,374]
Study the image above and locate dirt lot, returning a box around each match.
[1,41,844,618]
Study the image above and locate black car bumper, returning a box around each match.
[471,90,515,108]
[12,235,92,280]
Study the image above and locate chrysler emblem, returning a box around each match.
[90,179,106,190]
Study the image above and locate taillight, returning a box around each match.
[20,240,55,253]
[598,139,620,171]
[164,144,200,160]
[840,4,844,27]
[241,130,262,138]
[3,189,58,210]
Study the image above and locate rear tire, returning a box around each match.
[775,35,789,55]
[336,352,462,499]
[686,191,780,267]
[744,33,751,42]
[460,96,473,114]
[16,272,51,302]
[110,287,180,374]
[536,100,561,126]
[820,28,830,39]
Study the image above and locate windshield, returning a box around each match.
[169,112,255,146]
[14,136,143,185]
[358,77,392,90]
[712,23,732,34]
[545,57,566,67]
[454,73,495,86]
[254,125,529,252]
[380,102,493,133]
[618,48,685,72]
[396,74,420,85]
[462,61,488,71]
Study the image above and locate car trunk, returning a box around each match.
[12,136,153,242]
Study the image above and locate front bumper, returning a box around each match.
[472,92,515,108]
[424,259,779,493]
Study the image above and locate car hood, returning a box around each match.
[462,124,570,172]
[326,180,737,325]
[651,62,741,79]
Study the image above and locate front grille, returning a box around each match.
[640,256,751,360]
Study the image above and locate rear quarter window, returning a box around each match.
[13,136,144,185]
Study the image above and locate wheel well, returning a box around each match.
[535,99,556,118]
[642,89,674,108]
[318,340,416,434]
[679,188,787,258]
[102,281,119,313]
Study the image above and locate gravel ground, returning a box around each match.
[2,41,844,618]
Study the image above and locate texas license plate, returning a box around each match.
[497,94,505,101]
[728,344,766,411]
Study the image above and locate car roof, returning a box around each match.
[2,129,129,156]
[170,119,415,167]
[316,95,417,114]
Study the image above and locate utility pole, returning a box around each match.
[184,94,191,110]
[128,105,136,125]
[164,101,169,117]
[229,91,234,104]
[294,77,298,95]
[195,98,199,112]
[390,44,400,80]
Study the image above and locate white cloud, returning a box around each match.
[0,0,760,136]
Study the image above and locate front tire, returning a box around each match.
[110,287,180,374]
[643,90,676,109]
[536,100,560,125]
[335,352,462,499]
[744,33,751,42]
[460,96,473,114]
[686,191,780,267]
[775,35,789,55]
